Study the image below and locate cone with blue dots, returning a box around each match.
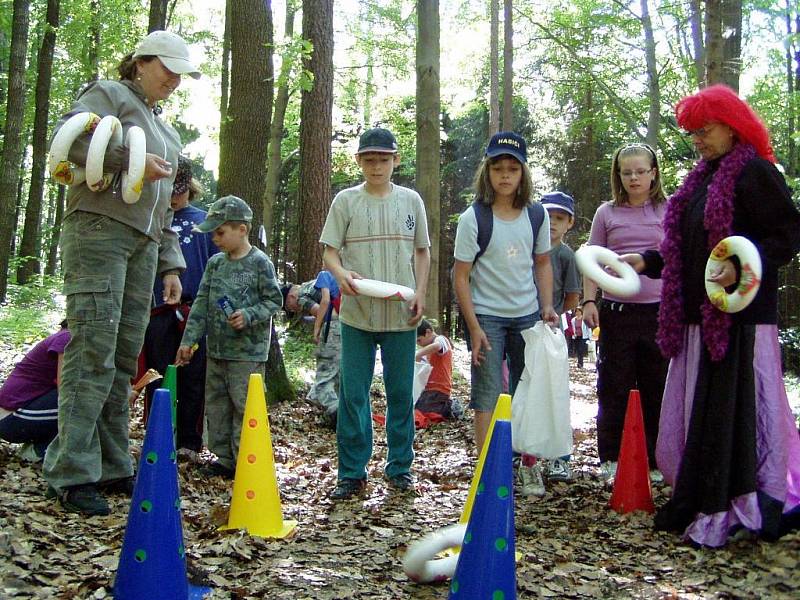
[113,388,211,599]
[449,412,516,599]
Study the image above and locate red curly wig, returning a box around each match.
[675,84,775,162]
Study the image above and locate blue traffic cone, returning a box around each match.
[449,418,516,599]
[113,388,211,599]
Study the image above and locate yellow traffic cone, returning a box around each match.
[220,373,297,538]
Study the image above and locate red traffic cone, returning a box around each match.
[609,389,654,514]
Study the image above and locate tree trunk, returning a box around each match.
[0,0,31,302]
[87,0,100,81]
[265,322,293,403]
[502,0,513,131]
[296,0,334,284]
[640,0,660,148]
[45,185,65,276]
[416,0,441,320]
[263,4,297,244]
[785,2,796,175]
[704,0,723,86]
[489,0,500,135]
[216,0,273,247]
[220,1,231,124]
[18,0,60,285]
[720,0,742,92]
[148,0,168,32]
[690,0,704,87]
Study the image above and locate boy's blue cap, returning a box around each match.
[541,191,575,216]
[357,128,398,154]
[486,131,527,164]
[193,195,253,232]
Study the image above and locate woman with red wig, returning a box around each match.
[623,85,800,547]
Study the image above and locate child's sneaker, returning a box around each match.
[545,458,572,482]
[519,464,546,497]
[385,472,415,492]
[330,478,367,500]
[599,461,618,486]
[650,469,664,484]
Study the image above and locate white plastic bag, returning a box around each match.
[511,321,572,458]
[413,361,433,405]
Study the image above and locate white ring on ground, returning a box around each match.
[122,126,146,204]
[575,245,641,298]
[402,524,466,583]
[704,235,762,313]
[86,115,123,192]
[48,112,101,186]
[352,278,415,301]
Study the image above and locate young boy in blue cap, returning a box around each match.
[320,127,430,500]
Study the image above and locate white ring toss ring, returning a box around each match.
[121,126,146,204]
[86,115,123,192]
[575,245,641,298]
[352,278,415,301]
[48,111,101,186]
[704,235,762,313]
[402,524,466,583]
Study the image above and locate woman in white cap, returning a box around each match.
[43,31,200,516]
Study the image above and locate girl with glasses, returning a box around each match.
[582,143,668,487]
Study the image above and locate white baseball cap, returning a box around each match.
[133,31,201,79]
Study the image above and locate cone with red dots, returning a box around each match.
[448,404,515,599]
[220,373,297,538]
[114,388,211,599]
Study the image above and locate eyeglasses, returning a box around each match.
[619,168,653,179]
[684,124,718,138]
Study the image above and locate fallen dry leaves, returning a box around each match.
[1,338,799,599]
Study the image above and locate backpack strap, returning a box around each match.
[472,200,545,263]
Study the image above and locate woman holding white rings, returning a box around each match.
[42,31,200,517]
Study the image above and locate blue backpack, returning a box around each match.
[470,200,545,264]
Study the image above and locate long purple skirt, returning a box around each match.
[656,324,800,547]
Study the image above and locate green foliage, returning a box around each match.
[0,277,63,346]
[280,324,316,390]
[779,327,800,377]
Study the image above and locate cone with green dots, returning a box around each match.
[113,388,210,599]
[449,416,516,599]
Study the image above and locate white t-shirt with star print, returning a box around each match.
[454,204,551,318]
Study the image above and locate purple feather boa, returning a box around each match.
[657,143,756,361]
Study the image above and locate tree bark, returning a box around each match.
[416,0,441,320]
[720,0,742,92]
[87,0,100,81]
[489,0,500,135]
[640,0,660,148]
[148,0,169,32]
[263,4,297,244]
[0,0,31,302]
[296,0,334,283]
[690,0,705,87]
[704,0,723,86]
[216,0,273,247]
[502,0,513,131]
[45,185,65,276]
[18,0,60,285]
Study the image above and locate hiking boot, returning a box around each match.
[322,411,337,431]
[57,484,110,516]
[198,461,235,480]
[519,464,546,497]
[177,448,201,464]
[650,469,664,484]
[599,461,618,486]
[330,478,367,500]
[385,472,415,492]
[545,458,572,482]
[98,476,135,496]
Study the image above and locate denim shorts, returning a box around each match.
[467,312,538,412]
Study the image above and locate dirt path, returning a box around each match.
[0,338,798,599]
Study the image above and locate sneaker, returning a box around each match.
[330,478,367,500]
[650,469,664,484]
[599,461,618,486]
[322,411,337,431]
[198,461,235,480]
[519,464,546,497]
[385,472,415,492]
[57,484,110,516]
[98,476,135,496]
[177,448,201,464]
[545,458,572,482]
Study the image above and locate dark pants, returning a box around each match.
[142,307,206,451]
[574,337,588,367]
[0,388,59,455]
[596,301,667,465]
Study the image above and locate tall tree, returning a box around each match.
[296,0,334,283]
[45,186,66,276]
[17,0,61,284]
[640,0,660,147]
[502,0,513,130]
[704,0,723,86]
[216,0,273,243]
[489,0,500,135]
[0,0,31,302]
[148,0,169,31]
[416,0,441,319]
[721,0,742,91]
[690,0,705,87]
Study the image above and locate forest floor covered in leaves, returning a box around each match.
[1,332,800,599]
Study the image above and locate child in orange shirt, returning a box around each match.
[415,320,462,419]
